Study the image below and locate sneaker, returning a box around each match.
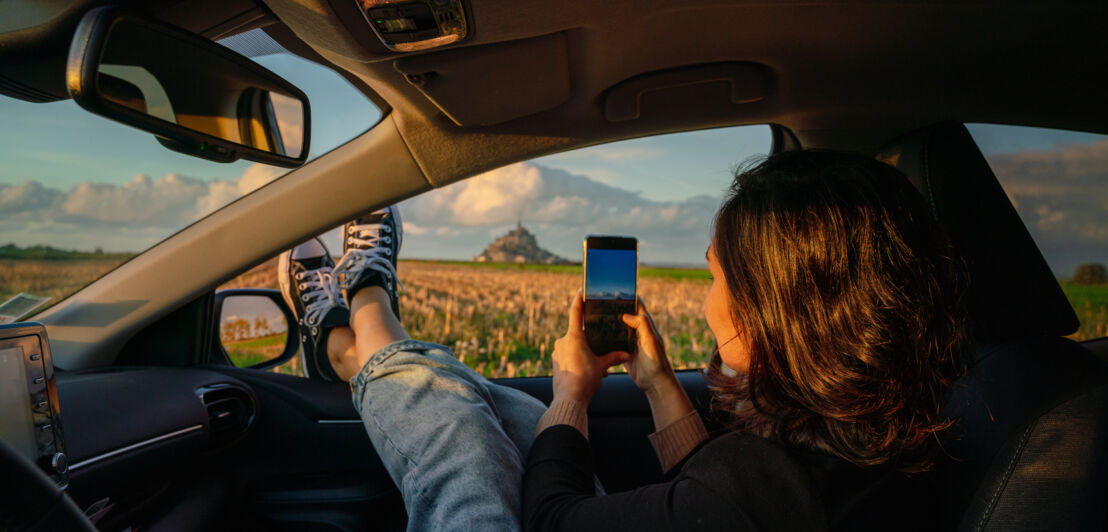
[278,237,348,381]
[333,205,403,318]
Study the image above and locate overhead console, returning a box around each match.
[356,0,468,52]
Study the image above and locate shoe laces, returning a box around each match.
[345,219,394,250]
[295,266,345,327]
[334,218,405,295]
[333,247,406,294]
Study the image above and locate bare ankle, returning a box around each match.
[351,285,392,310]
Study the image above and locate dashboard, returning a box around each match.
[1,322,259,528]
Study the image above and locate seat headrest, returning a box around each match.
[877,122,1078,340]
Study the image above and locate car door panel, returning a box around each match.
[56,367,249,530]
[205,367,405,530]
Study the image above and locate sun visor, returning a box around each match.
[393,33,569,126]
[604,62,771,122]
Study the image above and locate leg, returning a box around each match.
[286,206,549,529]
[341,287,546,531]
[323,285,409,382]
[328,308,547,460]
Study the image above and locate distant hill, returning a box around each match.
[474,223,572,265]
[590,291,636,300]
[0,243,134,261]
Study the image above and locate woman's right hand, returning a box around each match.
[620,298,677,396]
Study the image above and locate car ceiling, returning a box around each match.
[4,0,1108,186]
[269,0,1108,185]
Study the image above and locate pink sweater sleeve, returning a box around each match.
[647,410,709,472]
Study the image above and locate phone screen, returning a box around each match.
[583,239,637,354]
[585,249,637,301]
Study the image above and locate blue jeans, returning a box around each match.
[350,339,548,531]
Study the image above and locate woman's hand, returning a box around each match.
[620,298,677,397]
[620,298,696,430]
[551,290,630,403]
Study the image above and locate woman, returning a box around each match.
[525,150,968,530]
[278,149,967,531]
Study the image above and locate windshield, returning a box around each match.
[0,29,381,320]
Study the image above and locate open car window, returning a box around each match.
[0,29,381,321]
[967,124,1108,341]
[220,125,771,377]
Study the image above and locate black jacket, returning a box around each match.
[523,425,937,531]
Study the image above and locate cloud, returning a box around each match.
[0,180,61,215]
[986,138,1108,276]
[398,162,719,264]
[0,163,286,252]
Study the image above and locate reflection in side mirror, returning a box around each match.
[67,7,310,167]
[215,289,300,372]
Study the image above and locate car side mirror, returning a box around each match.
[214,289,300,371]
[66,6,311,167]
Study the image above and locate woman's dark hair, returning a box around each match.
[707,150,969,473]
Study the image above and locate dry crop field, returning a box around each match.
[1,258,128,306]
[5,258,1106,379]
[393,261,715,377]
[218,259,715,378]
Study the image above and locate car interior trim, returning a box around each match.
[68,424,204,472]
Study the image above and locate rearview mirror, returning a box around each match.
[67,7,310,167]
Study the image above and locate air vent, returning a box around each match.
[197,384,256,450]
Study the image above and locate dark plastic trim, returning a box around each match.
[770,123,801,153]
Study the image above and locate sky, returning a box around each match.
[395,126,770,266]
[967,124,1108,276]
[585,249,637,300]
[0,41,1104,276]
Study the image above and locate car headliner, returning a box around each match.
[5,0,1106,368]
[268,0,1108,180]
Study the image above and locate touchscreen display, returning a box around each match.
[585,249,637,301]
[0,346,37,460]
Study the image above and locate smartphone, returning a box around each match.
[582,235,638,355]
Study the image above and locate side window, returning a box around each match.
[398,126,771,378]
[967,124,1108,341]
[221,125,771,378]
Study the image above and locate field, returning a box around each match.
[3,256,1106,379]
[1061,282,1108,340]
[1,258,130,309]
[393,261,715,377]
[219,259,715,378]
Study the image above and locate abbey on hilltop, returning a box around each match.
[473,221,571,264]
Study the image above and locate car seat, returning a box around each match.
[877,122,1108,531]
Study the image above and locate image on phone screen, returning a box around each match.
[585,249,636,301]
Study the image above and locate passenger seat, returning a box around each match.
[877,122,1108,531]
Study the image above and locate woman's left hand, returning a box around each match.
[551,290,631,403]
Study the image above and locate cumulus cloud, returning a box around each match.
[0,163,286,252]
[398,162,719,264]
[986,138,1108,276]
